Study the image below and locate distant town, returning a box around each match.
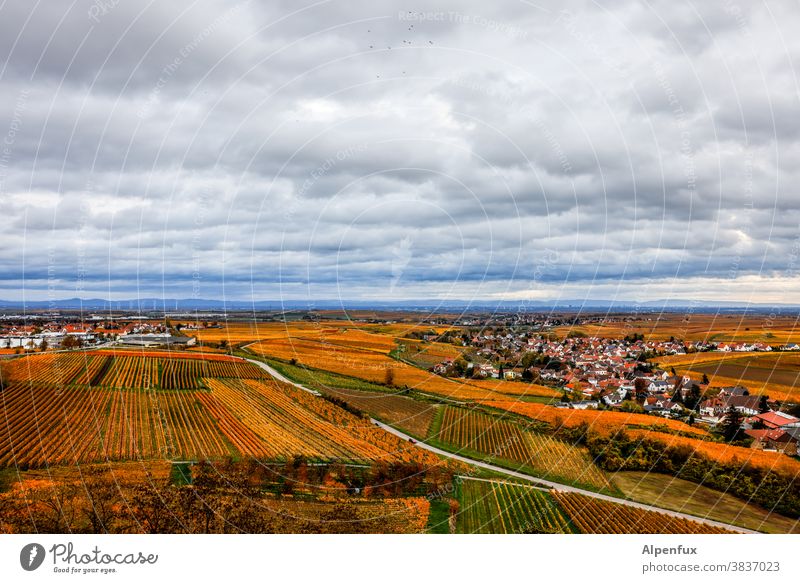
[3,309,799,460]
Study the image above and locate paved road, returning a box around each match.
[243,356,757,534]
[245,356,321,395]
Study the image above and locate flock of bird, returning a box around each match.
[367,13,435,79]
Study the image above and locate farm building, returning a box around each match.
[117,334,196,347]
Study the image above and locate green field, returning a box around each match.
[456,479,574,534]
[429,406,613,493]
[611,471,800,534]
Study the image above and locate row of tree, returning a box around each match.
[0,459,453,534]
[584,428,800,518]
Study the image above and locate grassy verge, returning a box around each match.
[425,434,620,497]
[170,462,193,486]
[425,499,452,534]
[611,471,800,534]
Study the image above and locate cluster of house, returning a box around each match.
[0,323,101,349]
[744,412,800,456]
[432,334,695,381]
[715,341,774,352]
[694,385,800,455]
[0,320,191,350]
[428,333,800,456]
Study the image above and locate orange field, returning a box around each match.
[94,349,245,362]
[0,354,442,467]
[552,491,734,534]
[200,377,439,464]
[653,351,800,403]
[652,351,749,368]
[555,314,800,343]
[478,400,709,437]
[248,337,558,402]
[191,320,453,346]
[5,352,269,390]
[627,430,800,479]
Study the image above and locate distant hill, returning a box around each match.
[0,297,798,313]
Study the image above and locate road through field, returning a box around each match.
[244,356,756,533]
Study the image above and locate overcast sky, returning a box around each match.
[1,0,799,304]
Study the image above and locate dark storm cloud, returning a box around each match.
[1,0,799,302]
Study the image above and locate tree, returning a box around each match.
[687,413,695,427]
[784,403,800,418]
[521,368,533,382]
[453,357,468,376]
[702,373,710,385]
[620,400,644,413]
[82,469,124,533]
[720,406,743,442]
[384,367,395,386]
[758,395,770,414]
[684,383,702,411]
[634,377,648,403]
[61,335,80,349]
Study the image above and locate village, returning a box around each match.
[3,313,800,458]
[428,330,800,457]
[0,317,202,351]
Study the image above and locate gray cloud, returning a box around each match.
[1,0,799,302]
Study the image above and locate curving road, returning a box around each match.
[244,356,757,534]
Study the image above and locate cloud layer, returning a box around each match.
[1,0,799,303]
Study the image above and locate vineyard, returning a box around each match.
[432,407,611,490]
[457,479,573,534]
[0,353,443,468]
[3,352,269,390]
[318,386,438,438]
[249,338,558,401]
[552,491,735,534]
[191,320,455,346]
[554,313,800,343]
[479,399,709,437]
[254,357,440,437]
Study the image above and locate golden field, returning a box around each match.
[653,351,800,403]
[627,430,800,480]
[478,400,709,437]
[190,320,455,346]
[247,336,559,401]
[555,313,800,343]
